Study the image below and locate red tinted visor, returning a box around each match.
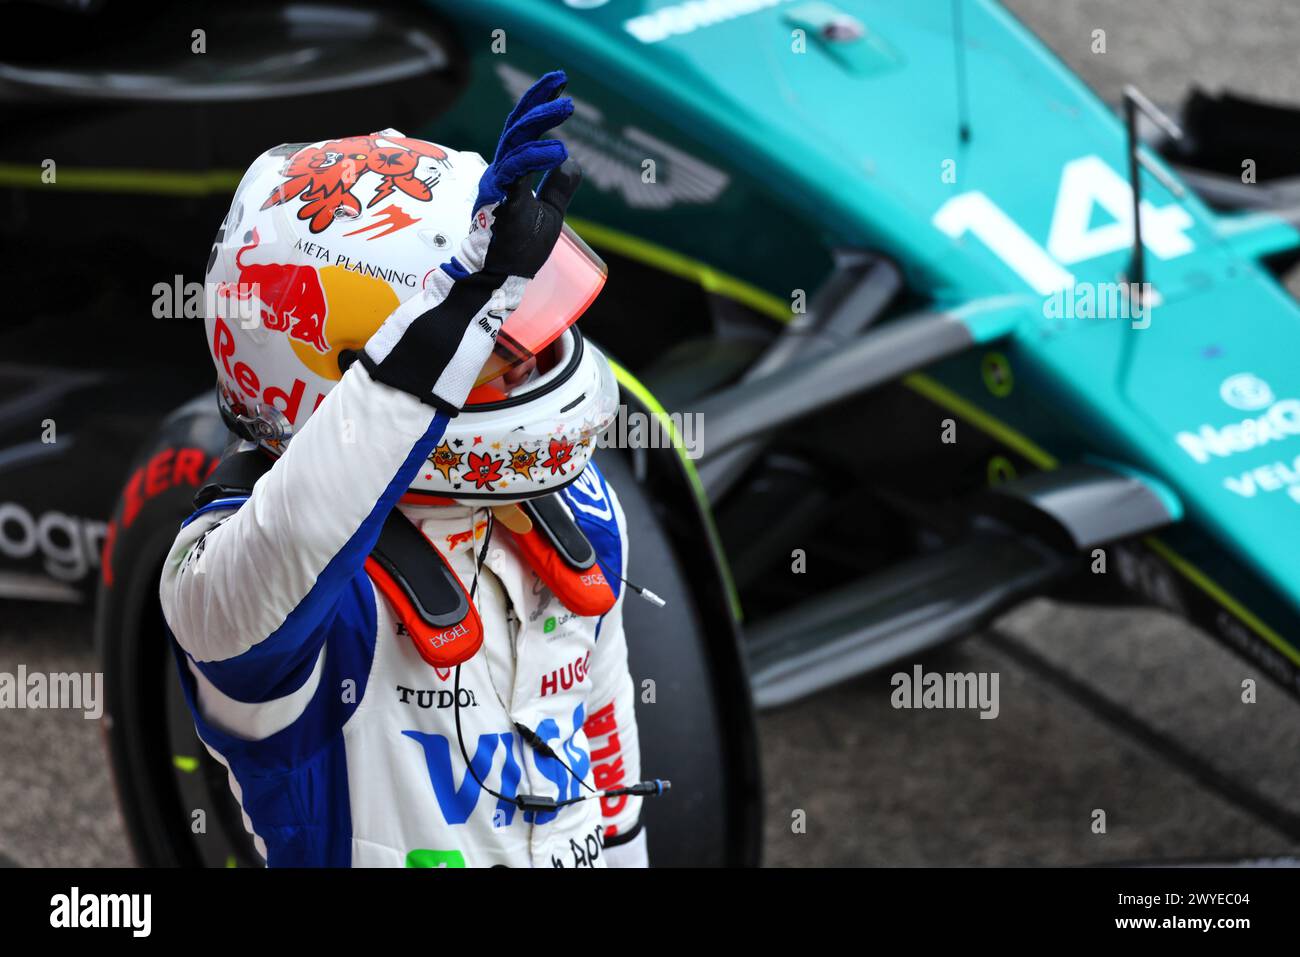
[474,225,607,387]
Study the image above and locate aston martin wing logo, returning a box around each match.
[496,64,730,211]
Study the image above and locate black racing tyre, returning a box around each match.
[94,395,259,868]
[593,448,762,866]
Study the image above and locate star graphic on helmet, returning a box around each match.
[507,446,539,481]
[429,442,463,481]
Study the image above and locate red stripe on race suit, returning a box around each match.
[583,701,628,828]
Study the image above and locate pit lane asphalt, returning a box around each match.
[2,0,1300,868]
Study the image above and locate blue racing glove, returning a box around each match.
[360,70,581,412]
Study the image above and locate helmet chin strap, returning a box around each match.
[490,503,533,534]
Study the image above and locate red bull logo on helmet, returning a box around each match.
[211,315,327,425]
[219,229,331,354]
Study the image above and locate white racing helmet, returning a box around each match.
[203,129,617,501]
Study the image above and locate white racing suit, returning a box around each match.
[159,364,646,867]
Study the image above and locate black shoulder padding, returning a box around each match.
[523,494,596,570]
[194,449,274,509]
[371,510,470,628]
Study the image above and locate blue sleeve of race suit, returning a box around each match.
[160,364,449,702]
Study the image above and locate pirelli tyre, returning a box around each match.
[95,386,762,867]
[94,394,259,867]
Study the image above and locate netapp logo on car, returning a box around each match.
[1176,375,1300,464]
[1220,372,1275,411]
[49,887,150,937]
[625,0,791,43]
